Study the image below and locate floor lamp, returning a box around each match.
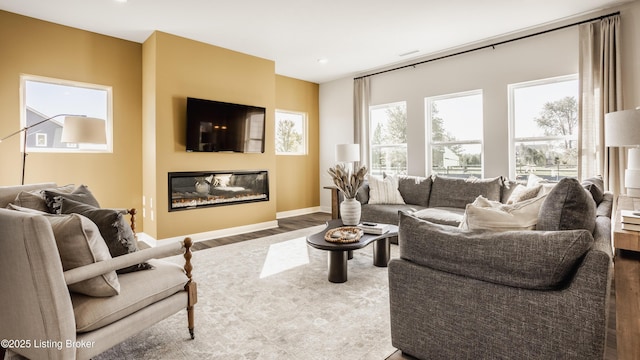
[0,114,107,185]
[605,108,640,197]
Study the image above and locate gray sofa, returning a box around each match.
[388,176,613,359]
[358,175,510,228]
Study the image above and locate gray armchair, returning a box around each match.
[0,188,196,359]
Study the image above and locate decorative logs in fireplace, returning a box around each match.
[168,170,269,211]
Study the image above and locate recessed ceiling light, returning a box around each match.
[317,58,329,64]
[114,0,128,3]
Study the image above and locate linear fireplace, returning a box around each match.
[168,170,269,211]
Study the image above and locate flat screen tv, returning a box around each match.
[186,97,266,153]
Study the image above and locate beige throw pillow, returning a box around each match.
[459,194,547,231]
[45,214,120,297]
[368,175,405,205]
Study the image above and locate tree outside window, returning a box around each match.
[426,90,483,178]
[509,75,578,181]
[275,110,306,155]
[370,102,407,176]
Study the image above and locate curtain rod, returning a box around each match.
[354,10,620,80]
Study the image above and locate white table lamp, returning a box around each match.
[605,108,640,196]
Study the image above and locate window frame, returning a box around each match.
[508,74,578,181]
[425,89,484,178]
[20,74,113,153]
[275,109,307,155]
[368,101,408,176]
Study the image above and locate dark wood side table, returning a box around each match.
[614,195,640,359]
[306,219,398,283]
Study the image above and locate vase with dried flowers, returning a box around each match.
[327,163,368,225]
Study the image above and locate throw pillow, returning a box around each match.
[537,177,597,232]
[506,184,542,204]
[581,175,605,205]
[459,194,547,231]
[44,184,100,214]
[367,175,405,205]
[44,213,120,297]
[58,198,152,274]
[429,175,502,208]
[12,184,75,212]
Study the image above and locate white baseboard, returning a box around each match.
[276,206,326,219]
[138,220,279,248]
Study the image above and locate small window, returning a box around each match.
[426,90,483,178]
[369,102,407,176]
[509,75,578,182]
[275,110,307,155]
[21,75,112,153]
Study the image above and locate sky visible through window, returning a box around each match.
[25,80,107,120]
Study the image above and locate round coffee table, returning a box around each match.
[306,219,399,283]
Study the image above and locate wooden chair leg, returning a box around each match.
[183,237,197,339]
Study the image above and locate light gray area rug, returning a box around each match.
[95,225,399,360]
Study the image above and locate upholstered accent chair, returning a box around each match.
[0,184,197,360]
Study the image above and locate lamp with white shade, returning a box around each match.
[0,114,107,184]
[605,108,640,196]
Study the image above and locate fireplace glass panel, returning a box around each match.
[169,170,269,211]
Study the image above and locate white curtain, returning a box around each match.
[578,15,624,194]
[353,77,370,168]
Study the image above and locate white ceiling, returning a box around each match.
[0,0,634,83]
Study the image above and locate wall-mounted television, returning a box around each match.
[186,97,266,153]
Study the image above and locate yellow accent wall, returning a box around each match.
[142,31,278,239]
[0,11,321,240]
[0,11,143,214]
[275,75,320,212]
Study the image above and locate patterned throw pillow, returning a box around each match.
[367,175,405,205]
[58,198,152,274]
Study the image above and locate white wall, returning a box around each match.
[319,2,640,210]
[318,77,353,212]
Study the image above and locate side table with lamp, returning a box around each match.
[605,107,640,359]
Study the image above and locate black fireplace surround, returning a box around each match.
[168,170,269,211]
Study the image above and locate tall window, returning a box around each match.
[426,90,483,178]
[21,75,112,152]
[369,102,407,176]
[509,75,578,181]
[275,110,307,155]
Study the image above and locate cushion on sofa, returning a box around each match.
[429,175,502,209]
[44,184,100,214]
[581,175,605,205]
[537,178,597,232]
[398,212,594,290]
[11,184,75,212]
[0,182,57,208]
[368,175,405,204]
[459,194,547,231]
[361,204,424,225]
[412,207,465,227]
[58,198,152,274]
[44,213,120,297]
[397,175,432,207]
[72,259,187,332]
[506,184,542,204]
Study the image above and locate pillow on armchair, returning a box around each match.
[57,198,152,274]
[43,184,100,214]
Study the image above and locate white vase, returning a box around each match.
[340,198,361,226]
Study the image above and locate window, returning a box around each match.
[275,110,307,155]
[426,90,483,178]
[21,75,112,152]
[369,102,407,176]
[509,75,578,182]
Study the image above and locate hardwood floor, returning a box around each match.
[182,212,618,359]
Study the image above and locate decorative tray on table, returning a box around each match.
[324,226,364,243]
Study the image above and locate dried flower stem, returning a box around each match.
[327,163,368,199]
